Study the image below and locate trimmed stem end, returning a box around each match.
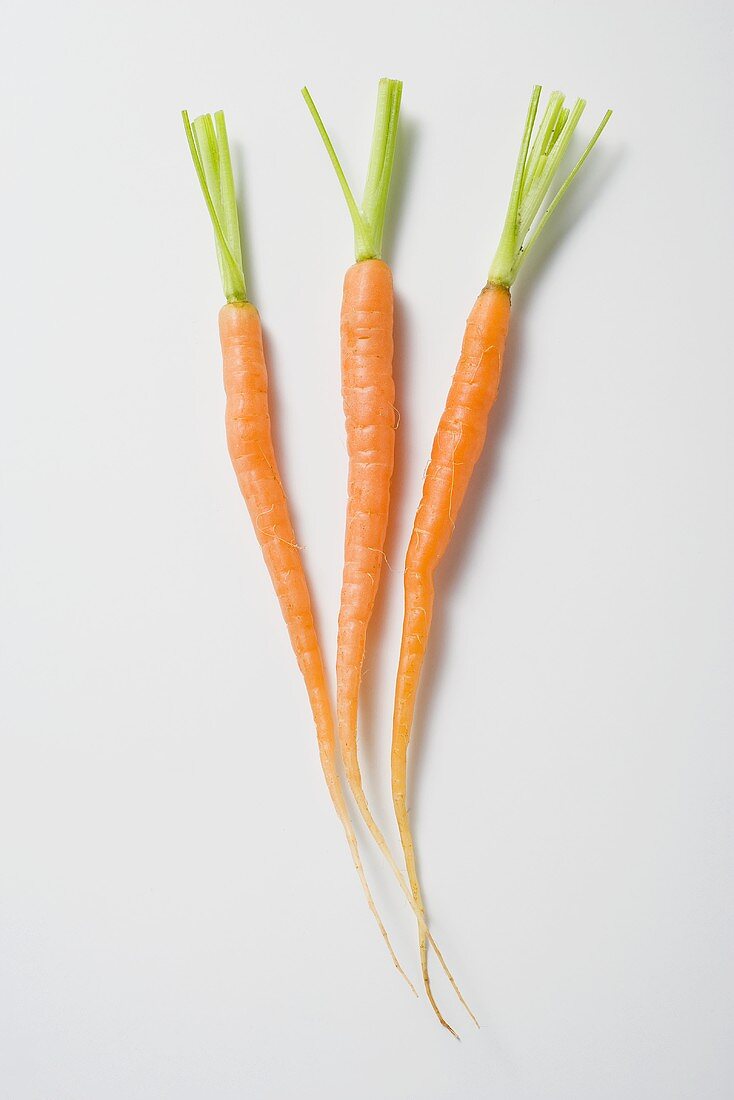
[487,88,612,288]
[302,78,403,263]
[182,108,248,303]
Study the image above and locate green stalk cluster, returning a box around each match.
[488,86,612,288]
[182,109,247,302]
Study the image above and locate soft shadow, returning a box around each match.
[514,144,623,302]
[404,142,623,825]
[406,307,527,819]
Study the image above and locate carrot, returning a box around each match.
[303,81,475,1035]
[181,107,415,992]
[391,86,612,1011]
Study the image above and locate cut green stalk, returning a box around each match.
[488,86,612,288]
[302,78,403,262]
[182,109,247,302]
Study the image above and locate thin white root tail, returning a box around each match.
[348,778,477,1030]
[342,823,418,997]
[420,935,459,1040]
[425,927,479,1029]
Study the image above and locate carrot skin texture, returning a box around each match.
[221,302,413,989]
[335,264,474,1032]
[391,284,511,930]
[337,259,395,787]
[221,301,350,810]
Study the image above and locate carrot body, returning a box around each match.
[221,301,413,989]
[336,259,395,794]
[222,303,332,769]
[304,80,477,1031]
[391,284,511,982]
[336,266,479,1033]
[388,84,611,1015]
[334,261,473,1034]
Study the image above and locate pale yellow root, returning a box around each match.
[345,754,477,1034]
[315,719,415,993]
[334,793,417,997]
[400,817,477,1037]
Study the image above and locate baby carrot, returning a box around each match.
[391,86,612,1014]
[182,108,414,992]
[303,80,474,1035]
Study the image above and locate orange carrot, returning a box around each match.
[338,255,395,799]
[303,81,475,1034]
[182,107,414,991]
[391,86,612,1011]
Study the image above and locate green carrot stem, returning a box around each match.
[302,78,403,263]
[488,86,612,289]
[182,109,247,302]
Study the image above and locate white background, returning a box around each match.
[1,1,732,1096]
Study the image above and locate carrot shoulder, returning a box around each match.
[391,85,612,1018]
[183,108,414,992]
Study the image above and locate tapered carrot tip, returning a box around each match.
[439,1016,460,1041]
[392,960,419,998]
[382,936,418,996]
[418,891,481,1028]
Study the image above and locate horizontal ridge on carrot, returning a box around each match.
[303,80,475,1036]
[390,85,612,1009]
[181,107,414,992]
